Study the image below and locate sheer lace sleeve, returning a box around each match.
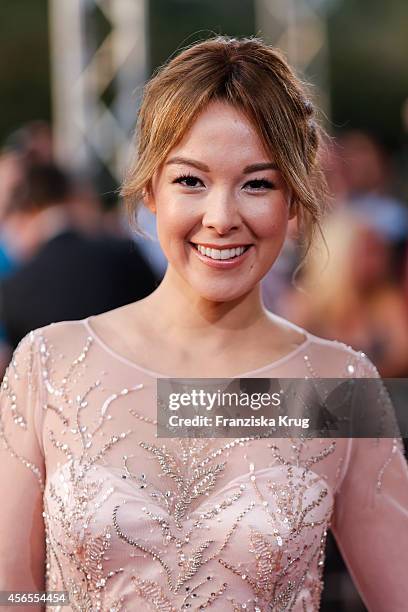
[331,354,408,612]
[0,330,46,602]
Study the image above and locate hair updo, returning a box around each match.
[122,36,328,254]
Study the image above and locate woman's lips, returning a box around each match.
[189,242,253,269]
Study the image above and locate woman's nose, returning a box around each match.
[201,192,242,234]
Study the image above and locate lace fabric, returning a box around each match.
[0,319,407,611]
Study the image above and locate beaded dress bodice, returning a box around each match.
[0,319,407,612]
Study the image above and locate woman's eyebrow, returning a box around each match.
[243,162,278,173]
[166,157,210,172]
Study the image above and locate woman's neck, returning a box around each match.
[139,267,269,349]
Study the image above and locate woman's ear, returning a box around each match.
[142,184,156,214]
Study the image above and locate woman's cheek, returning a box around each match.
[251,209,289,241]
[248,193,289,234]
[156,214,193,262]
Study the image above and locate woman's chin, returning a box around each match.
[190,282,254,303]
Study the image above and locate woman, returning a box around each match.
[0,37,407,611]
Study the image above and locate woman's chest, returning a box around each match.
[44,435,340,611]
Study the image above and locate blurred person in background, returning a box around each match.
[340,130,398,198]
[4,120,169,262]
[268,132,408,377]
[4,121,110,237]
[4,120,54,165]
[0,152,31,371]
[284,210,408,377]
[339,130,408,280]
[0,152,26,273]
[0,162,158,358]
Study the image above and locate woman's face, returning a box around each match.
[146,100,293,302]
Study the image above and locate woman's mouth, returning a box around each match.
[189,242,253,269]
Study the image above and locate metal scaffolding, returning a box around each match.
[255,0,331,116]
[49,0,148,182]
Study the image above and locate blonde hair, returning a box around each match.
[122,36,328,254]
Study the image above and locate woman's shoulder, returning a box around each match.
[271,313,379,378]
[303,329,379,378]
[27,307,139,373]
[27,318,94,368]
[31,317,89,344]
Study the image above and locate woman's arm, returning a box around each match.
[331,361,408,611]
[332,436,408,611]
[0,332,46,611]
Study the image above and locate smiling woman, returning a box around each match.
[0,36,407,612]
[123,37,326,259]
[140,100,293,303]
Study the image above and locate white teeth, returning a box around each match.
[195,245,246,260]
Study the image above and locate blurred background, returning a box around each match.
[1,1,408,609]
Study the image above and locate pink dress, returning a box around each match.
[0,318,407,611]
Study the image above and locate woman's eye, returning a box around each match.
[173,175,204,188]
[244,178,275,190]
